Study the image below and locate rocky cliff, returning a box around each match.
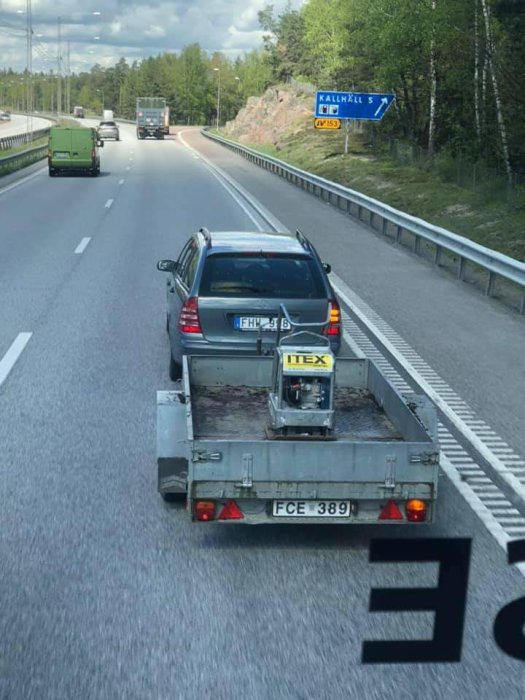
[223,85,313,148]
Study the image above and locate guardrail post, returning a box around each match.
[396,225,402,243]
[414,235,421,254]
[370,211,375,229]
[486,271,495,297]
[358,204,362,221]
[521,292,525,315]
[434,245,441,266]
[458,257,466,280]
[382,217,388,236]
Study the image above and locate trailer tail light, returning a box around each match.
[218,501,244,520]
[405,499,427,522]
[195,501,215,521]
[179,297,202,334]
[378,500,403,520]
[325,299,341,337]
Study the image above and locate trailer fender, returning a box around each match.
[157,390,190,494]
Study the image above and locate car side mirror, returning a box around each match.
[157,260,178,273]
[322,262,332,274]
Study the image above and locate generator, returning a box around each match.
[267,332,336,438]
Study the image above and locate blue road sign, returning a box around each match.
[315,91,395,121]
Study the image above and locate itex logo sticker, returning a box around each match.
[283,353,333,371]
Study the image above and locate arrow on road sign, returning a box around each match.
[374,97,389,117]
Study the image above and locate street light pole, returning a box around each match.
[57,16,62,115]
[213,67,221,130]
[26,0,33,142]
[97,89,104,114]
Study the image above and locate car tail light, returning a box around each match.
[195,501,215,521]
[218,501,244,520]
[325,299,341,337]
[378,500,403,520]
[405,499,427,522]
[47,149,51,158]
[179,297,202,334]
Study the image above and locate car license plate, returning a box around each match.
[234,316,291,331]
[273,500,351,518]
[54,152,69,159]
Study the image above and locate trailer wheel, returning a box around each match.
[169,354,182,381]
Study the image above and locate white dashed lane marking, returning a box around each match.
[0,333,32,388]
[74,238,91,254]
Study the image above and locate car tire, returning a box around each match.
[48,168,56,177]
[169,354,182,381]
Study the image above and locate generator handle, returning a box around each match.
[278,303,331,330]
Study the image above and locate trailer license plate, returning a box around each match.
[234,316,291,331]
[272,500,351,518]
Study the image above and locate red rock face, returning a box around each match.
[223,85,313,147]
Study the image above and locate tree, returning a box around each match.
[258,2,308,82]
[301,0,351,87]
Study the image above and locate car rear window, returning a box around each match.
[99,122,116,127]
[199,254,326,299]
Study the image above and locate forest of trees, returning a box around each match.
[1,0,524,182]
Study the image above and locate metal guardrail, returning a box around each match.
[202,129,525,314]
[0,127,51,151]
[0,143,48,175]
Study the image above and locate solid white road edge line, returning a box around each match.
[176,130,525,575]
[118,179,125,185]
[74,237,91,254]
[105,198,114,208]
[0,333,32,388]
[332,277,525,508]
[0,166,46,197]
[340,318,525,577]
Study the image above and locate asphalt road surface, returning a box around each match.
[0,113,53,139]
[0,122,523,699]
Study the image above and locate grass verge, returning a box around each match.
[238,124,524,262]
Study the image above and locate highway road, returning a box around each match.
[0,121,524,698]
[0,113,53,139]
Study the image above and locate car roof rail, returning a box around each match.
[199,227,212,248]
[295,228,311,252]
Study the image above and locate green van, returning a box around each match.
[48,126,103,177]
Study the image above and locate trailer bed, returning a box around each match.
[191,385,403,441]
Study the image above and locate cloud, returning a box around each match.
[0,0,304,72]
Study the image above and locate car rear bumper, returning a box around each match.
[174,334,341,361]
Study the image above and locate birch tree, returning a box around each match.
[428,0,437,156]
[480,0,513,183]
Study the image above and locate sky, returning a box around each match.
[0,0,304,74]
